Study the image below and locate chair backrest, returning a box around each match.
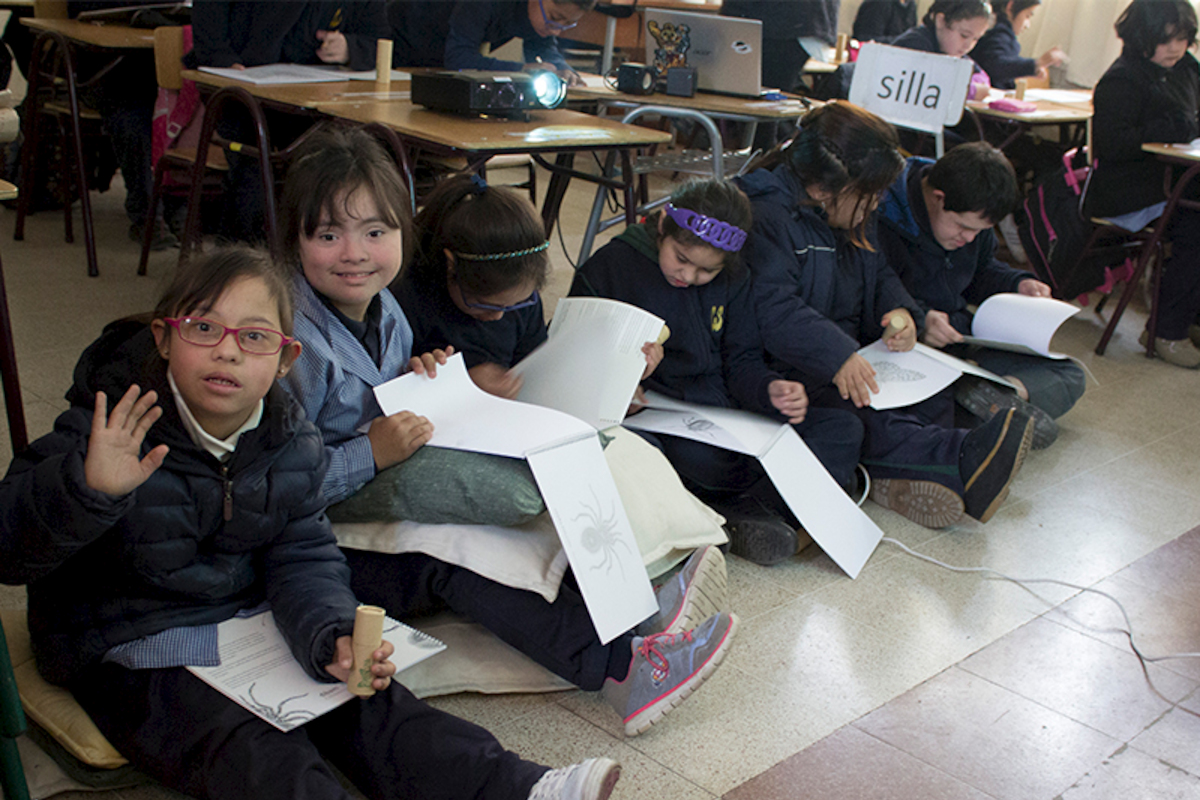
[153,26,185,91]
[1,614,31,800]
[32,0,69,20]
[849,42,974,157]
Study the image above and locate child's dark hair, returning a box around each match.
[279,124,413,272]
[650,179,753,275]
[154,246,295,336]
[923,0,992,26]
[761,102,904,249]
[926,142,1019,223]
[995,0,1040,24]
[1115,0,1198,57]
[409,175,550,297]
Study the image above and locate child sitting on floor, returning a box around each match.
[737,102,1034,530]
[877,141,1086,449]
[0,245,622,800]
[570,178,866,566]
[279,126,736,737]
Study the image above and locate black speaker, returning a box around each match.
[617,63,657,95]
[665,67,697,98]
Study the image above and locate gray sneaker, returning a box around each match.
[528,758,620,800]
[602,612,738,736]
[636,545,727,636]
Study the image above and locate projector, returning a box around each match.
[411,70,566,119]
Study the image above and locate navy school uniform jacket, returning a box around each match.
[969,18,1036,90]
[445,0,570,72]
[877,157,1036,334]
[190,0,387,71]
[0,320,357,686]
[1087,50,1200,219]
[569,223,783,418]
[853,0,918,44]
[735,164,925,387]
[393,255,549,369]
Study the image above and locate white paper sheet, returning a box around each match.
[513,298,665,429]
[373,354,594,458]
[527,436,657,643]
[857,341,961,410]
[372,353,655,642]
[1022,89,1093,105]
[964,293,1079,359]
[624,394,884,578]
[915,343,1016,390]
[188,611,445,732]
[197,64,350,85]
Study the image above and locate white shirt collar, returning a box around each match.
[167,371,263,462]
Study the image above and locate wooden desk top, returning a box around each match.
[1143,142,1200,162]
[317,99,673,153]
[182,70,413,109]
[967,97,1091,124]
[21,17,154,48]
[0,179,16,202]
[569,81,815,120]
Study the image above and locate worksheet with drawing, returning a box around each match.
[373,355,656,643]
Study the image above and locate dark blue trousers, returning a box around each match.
[812,386,968,493]
[71,661,547,800]
[341,550,634,691]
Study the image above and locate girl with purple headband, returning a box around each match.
[571,179,865,567]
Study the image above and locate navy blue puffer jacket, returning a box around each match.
[0,320,357,686]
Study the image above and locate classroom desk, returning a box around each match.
[568,81,814,123]
[1093,141,1200,356]
[967,89,1092,153]
[571,0,723,74]
[182,69,673,237]
[20,16,153,48]
[318,96,672,234]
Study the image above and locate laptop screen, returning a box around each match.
[643,9,763,97]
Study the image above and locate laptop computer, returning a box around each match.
[643,8,763,97]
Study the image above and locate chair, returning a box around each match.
[577,105,734,263]
[13,29,107,277]
[137,25,228,275]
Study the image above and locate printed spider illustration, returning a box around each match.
[873,362,925,383]
[241,682,317,729]
[574,488,631,580]
[682,415,717,437]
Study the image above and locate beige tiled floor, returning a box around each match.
[1,162,1198,800]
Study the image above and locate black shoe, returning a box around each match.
[713,496,799,567]
[955,378,1058,450]
[959,407,1034,523]
[130,221,179,251]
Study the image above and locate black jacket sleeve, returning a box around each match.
[0,408,135,585]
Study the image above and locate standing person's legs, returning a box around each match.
[341,550,634,690]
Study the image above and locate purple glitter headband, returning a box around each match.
[664,204,748,252]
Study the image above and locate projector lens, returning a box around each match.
[532,71,566,109]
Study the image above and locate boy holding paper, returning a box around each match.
[877,142,1086,448]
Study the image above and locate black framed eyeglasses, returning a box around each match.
[164,317,294,356]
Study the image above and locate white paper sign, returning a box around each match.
[514,298,665,429]
[850,43,975,131]
[625,393,884,578]
[188,611,444,732]
[372,354,655,642]
[962,293,1079,359]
